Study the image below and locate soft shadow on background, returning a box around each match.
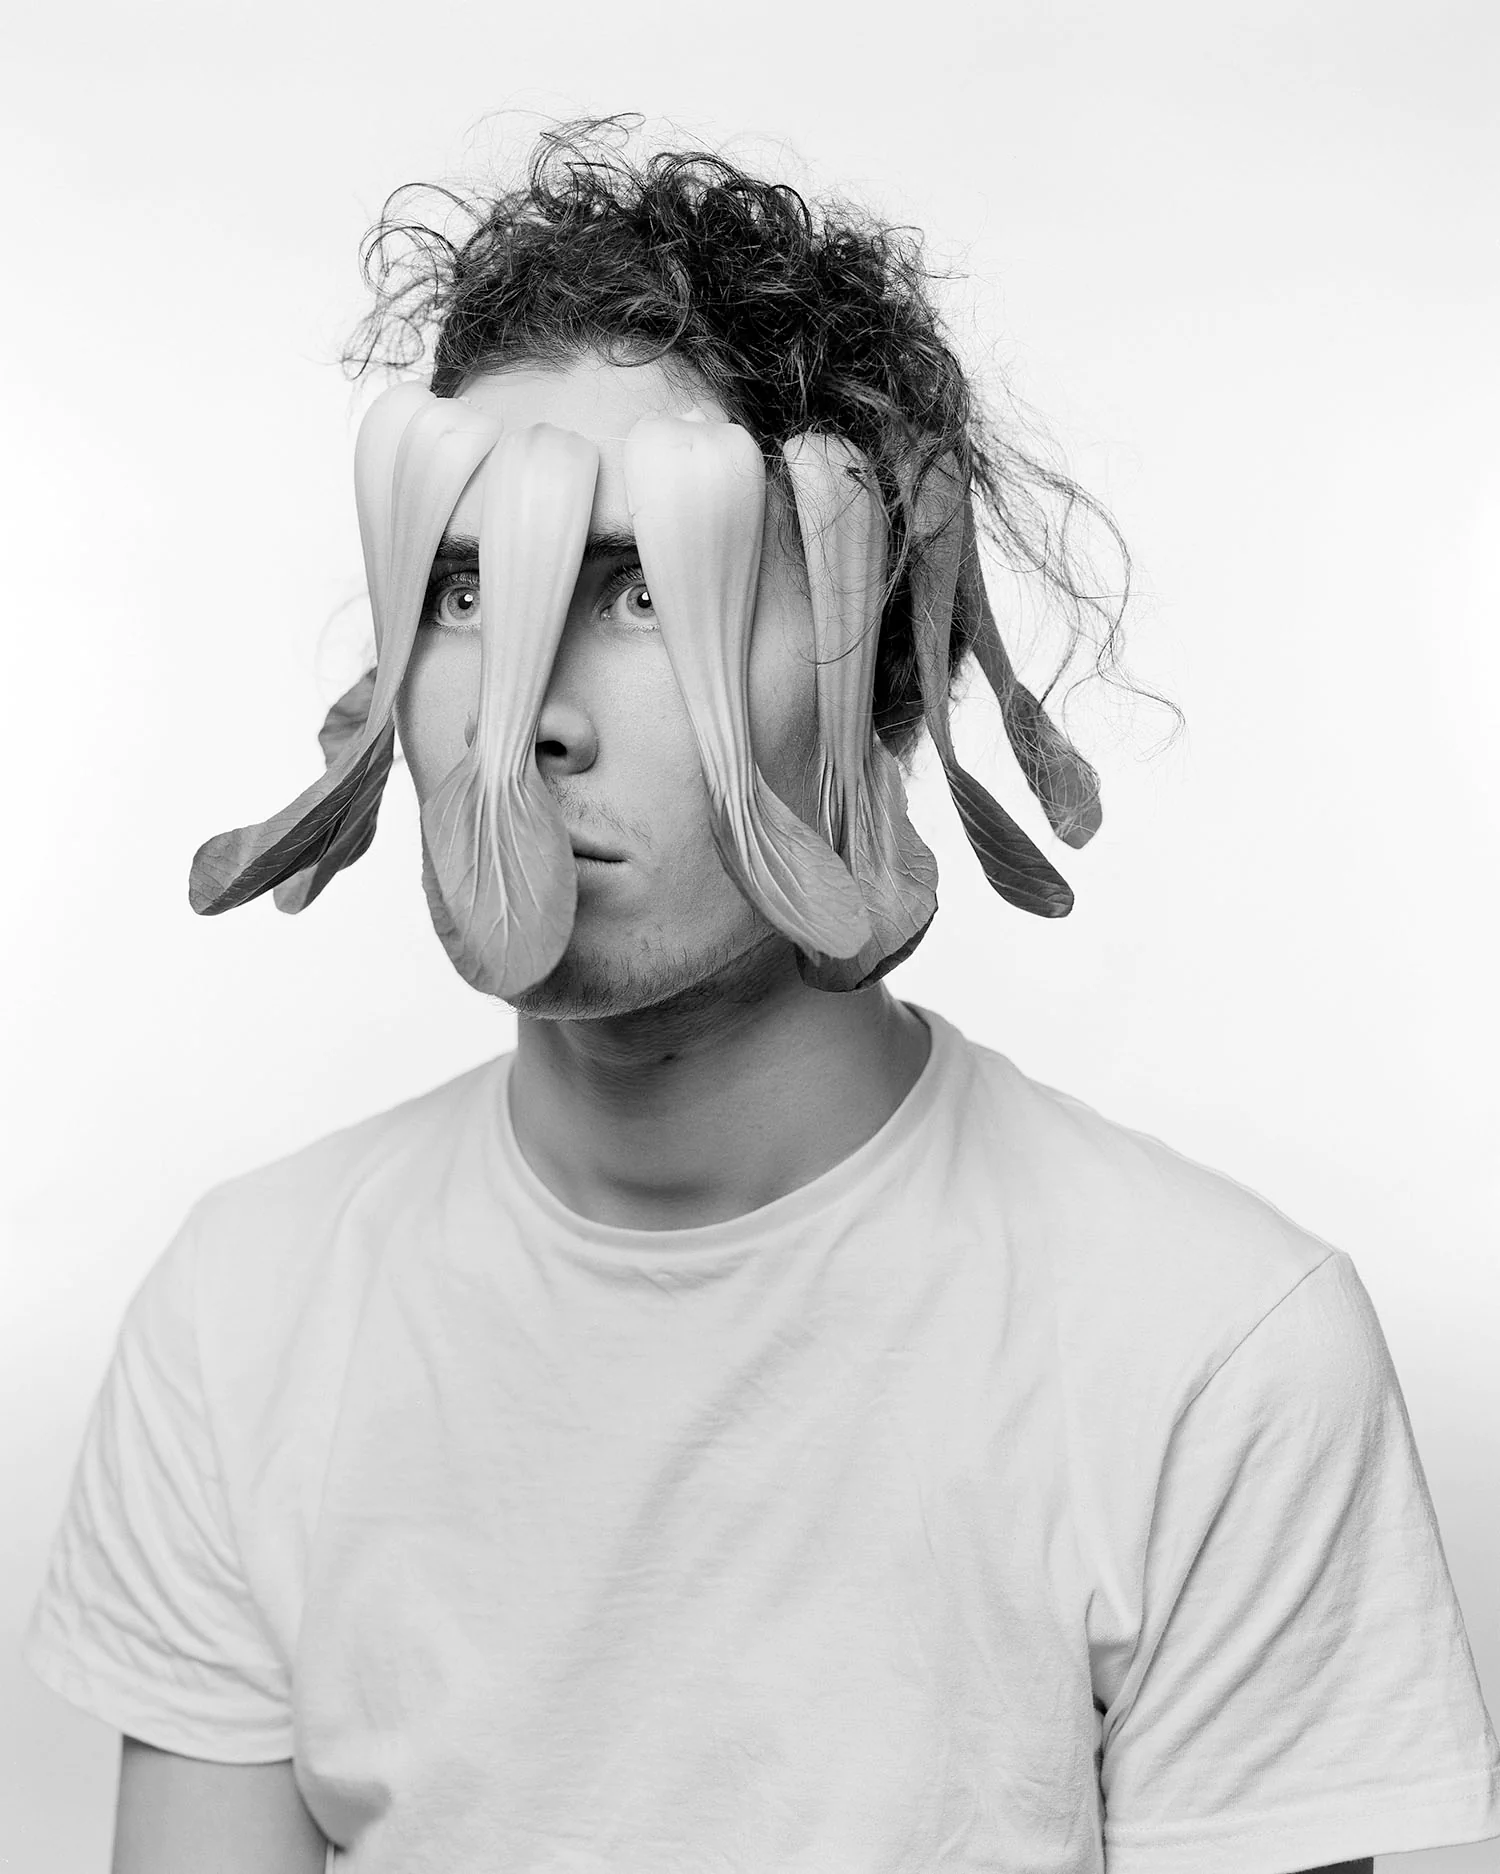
[2,1,1496,1867]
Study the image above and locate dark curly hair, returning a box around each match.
[343,116,1175,763]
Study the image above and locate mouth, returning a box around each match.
[569,838,624,864]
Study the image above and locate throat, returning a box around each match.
[507,963,930,1232]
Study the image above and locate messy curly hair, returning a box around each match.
[343,115,1171,762]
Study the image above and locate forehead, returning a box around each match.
[447,356,729,537]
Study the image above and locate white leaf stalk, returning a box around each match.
[190,385,500,916]
[420,423,599,998]
[623,415,871,962]
[271,380,437,912]
[782,434,938,990]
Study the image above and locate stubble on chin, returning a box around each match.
[504,925,788,1022]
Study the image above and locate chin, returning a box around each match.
[504,927,785,1022]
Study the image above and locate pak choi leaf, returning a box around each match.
[419,423,598,998]
[906,454,1076,918]
[271,667,388,913]
[623,415,871,962]
[188,385,500,915]
[781,433,938,991]
[954,500,1102,850]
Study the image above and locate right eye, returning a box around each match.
[425,573,481,632]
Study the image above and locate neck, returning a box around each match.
[507,944,931,1231]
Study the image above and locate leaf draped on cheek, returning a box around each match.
[418,423,599,999]
[781,433,939,992]
[907,454,1077,919]
[622,415,872,964]
[187,384,501,915]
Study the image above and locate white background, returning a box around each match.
[3,1,1497,1868]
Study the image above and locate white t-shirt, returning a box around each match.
[25,1006,1500,1874]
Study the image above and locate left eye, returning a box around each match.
[601,576,657,631]
[427,575,480,632]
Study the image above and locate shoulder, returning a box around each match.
[940,1018,1346,1393]
[150,1054,510,1396]
[936,1023,1401,1601]
[188,1053,504,1271]
[110,1055,514,1582]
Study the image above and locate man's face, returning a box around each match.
[394,354,822,1019]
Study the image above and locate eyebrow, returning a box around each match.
[431,528,639,565]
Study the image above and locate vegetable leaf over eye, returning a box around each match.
[187,383,500,916]
[623,415,872,963]
[782,433,939,991]
[418,422,599,999]
[905,453,1076,918]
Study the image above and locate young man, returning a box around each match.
[26,123,1499,1874]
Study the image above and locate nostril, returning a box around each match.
[534,700,598,775]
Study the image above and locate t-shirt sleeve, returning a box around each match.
[1099,1249,1500,1874]
[22,1207,295,1761]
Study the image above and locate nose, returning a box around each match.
[534,690,598,779]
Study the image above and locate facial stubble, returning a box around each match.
[504,915,790,1023]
